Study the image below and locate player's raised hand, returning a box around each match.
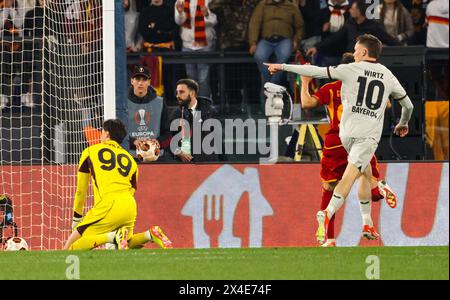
[200,5,209,17]
[264,63,282,75]
[306,47,318,57]
[394,124,409,137]
[148,139,160,148]
[134,139,146,151]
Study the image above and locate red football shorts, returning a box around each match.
[321,145,380,183]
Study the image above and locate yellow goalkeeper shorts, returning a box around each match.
[76,193,137,238]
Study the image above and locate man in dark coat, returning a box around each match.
[170,79,219,162]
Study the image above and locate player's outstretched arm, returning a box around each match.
[264,63,332,80]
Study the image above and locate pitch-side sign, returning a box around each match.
[134,162,449,248]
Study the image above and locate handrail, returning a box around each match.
[127,46,449,65]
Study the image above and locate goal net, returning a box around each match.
[0,0,106,250]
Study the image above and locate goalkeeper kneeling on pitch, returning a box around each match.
[63,119,172,250]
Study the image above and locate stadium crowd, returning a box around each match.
[1,0,448,107]
[0,0,448,161]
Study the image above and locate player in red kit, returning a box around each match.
[300,53,397,247]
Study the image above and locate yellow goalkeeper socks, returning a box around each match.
[127,231,151,249]
[70,232,114,250]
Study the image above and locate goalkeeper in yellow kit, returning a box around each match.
[63,119,172,250]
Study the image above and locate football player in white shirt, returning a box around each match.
[265,34,414,242]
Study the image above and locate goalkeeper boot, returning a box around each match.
[378,180,397,208]
[114,227,129,250]
[321,239,336,247]
[150,226,173,249]
[362,225,380,240]
[316,210,329,244]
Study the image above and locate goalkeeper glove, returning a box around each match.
[72,216,82,231]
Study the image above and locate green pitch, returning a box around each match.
[0,246,448,280]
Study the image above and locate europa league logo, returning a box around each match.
[139,109,146,126]
[134,109,150,126]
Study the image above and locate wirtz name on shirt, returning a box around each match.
[364,70,384,79]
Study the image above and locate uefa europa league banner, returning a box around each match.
[134,162,449,248]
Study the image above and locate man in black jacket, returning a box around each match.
[138,0,181,105]
[170,79,219,162]
[307,0,401,60]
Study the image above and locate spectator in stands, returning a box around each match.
[209,0,260,112]
[170,78,219,162]
[295,0,328,63]
[408,0,428,45]
[124,0,142,53]
[175,0,217,99]
[312,0,351,66]
[139,0,180,105]
[23,0,42,38]
[139,0,177,49]
[127,65,171,161]
[21,0,45,108]
[426,0,449,48]
[248,0,304,110]
[377,0,414,45]
[209,0,259,51]
[80,0,103,110]
[424,0,449,160]
[306,0,401,65]
[323,0,351,35]
[0,0,26,109]
[0,0,25,37]
[422,0,448,162]
[425,0,449,99]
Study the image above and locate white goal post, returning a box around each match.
[0,0,116,250]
